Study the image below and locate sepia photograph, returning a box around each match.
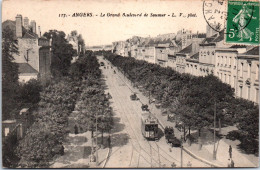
[2,0,259,168]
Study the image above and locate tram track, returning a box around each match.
[110,67,181,168]
[104,70,156,167]
[101,57,210,168]
[103,59,179,167]
[112,63,182,166]
[111,76,161,166]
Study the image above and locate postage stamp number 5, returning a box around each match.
[225,1,259,45]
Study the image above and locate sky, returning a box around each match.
[2,0,208,46]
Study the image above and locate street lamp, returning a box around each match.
[180,135,183,168]
[95,109,99,166]
[213,101,217,160]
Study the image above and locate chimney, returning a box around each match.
[38,26,41,37]
[30,20,36,34]
[15,14,23,38]
[23,17,30,30]
[49,34,52,47]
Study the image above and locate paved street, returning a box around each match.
[98,56,210,168]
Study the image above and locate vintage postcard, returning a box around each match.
[2,0,259,168]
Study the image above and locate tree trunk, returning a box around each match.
[219,118,221,133]
[198,129,201,137]
[101,130,104,145]
[189,126,191,135]
[183,126,186,141]
[91,130,94,138]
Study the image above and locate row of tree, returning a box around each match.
[15,79,80,167]
[72,55,113,145]
[2,27,78,121]
[2,25,90,167]
[104,52,258,146]
[13,54,113,168]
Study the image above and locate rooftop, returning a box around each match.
[190,52,199,59]
[242,46,259,55]
[2,20,38,39]
[178,44,192,54]
[18,63,38,74]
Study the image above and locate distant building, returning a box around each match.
[112,41,127,56]
[186,52,200,76]
[2,14,51,83]
[236,47,259,103]
[110,26,259,104]
[67,34,79,54]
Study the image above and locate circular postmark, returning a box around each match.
[203,0,227,32]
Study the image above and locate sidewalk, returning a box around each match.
[50,113,110,168]
[115,66,258,168]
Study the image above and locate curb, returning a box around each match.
[182,147,221,167]
[102,147,112,168]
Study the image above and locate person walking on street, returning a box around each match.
[107,135,111,148]
[229,145,232,158]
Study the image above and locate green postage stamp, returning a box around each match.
[226,1,259,45]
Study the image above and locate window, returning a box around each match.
[240,86,243,97]
[248,86,250,100]
[4,128,9,136]
[240,63,243,77]
[256,88,259,103]
[248,63,251,79]
[256,64,259,81]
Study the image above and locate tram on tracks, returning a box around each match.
[141,111,159,140]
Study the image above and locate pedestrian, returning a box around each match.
[231,159,235,168]
[229,145,232,158]
[107,135,111,148]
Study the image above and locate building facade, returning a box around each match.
[3,14,51,83]
[236,47,259,103]
[111,26,259,104]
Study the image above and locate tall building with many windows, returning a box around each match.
[236,47,259,103]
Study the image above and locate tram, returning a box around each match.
[141,111,159,140]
